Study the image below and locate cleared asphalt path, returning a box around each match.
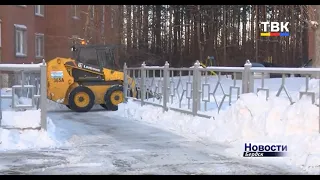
[0,109,301,175]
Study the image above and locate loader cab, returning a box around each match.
[71,44,118,70]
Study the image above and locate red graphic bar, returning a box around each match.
[270,32,280,37]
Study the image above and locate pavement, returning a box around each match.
[0,109,302,175]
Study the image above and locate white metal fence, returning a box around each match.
[0,60,47,130]
[123,60,320,132]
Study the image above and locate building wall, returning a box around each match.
[45,5,111,61]
[0,5,114,64]
[45,5,70,61]
[0,14,2,63]
[0,5,37,64]
[34,5,46,63]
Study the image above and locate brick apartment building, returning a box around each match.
[0,5,115,64]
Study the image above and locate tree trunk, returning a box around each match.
[137,6,142,49]
[143,5,149,51]
[197,5,202,62]
[168,6,173,64]
[251,6,255,60]
[241,5,247,57]
[223,5,227,65]
[255,5,259,62]
[313,5,320,67]
[151,6,156,53]
[155,5,161,54]
[132,6,137,49]
[173,6,178,56]
[126,5,132,50]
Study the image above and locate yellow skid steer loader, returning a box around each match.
[46,44,150,112]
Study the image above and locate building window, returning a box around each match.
[35,33,44,58]
[14,24,27,57]
[35,5,44,16]
[90,5,95,19]
[0,19,2,48]
[72,5,80,19]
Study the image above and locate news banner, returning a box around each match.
[243,143,288,157]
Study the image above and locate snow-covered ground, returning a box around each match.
[0,76,319,174]
[0,88,61,150]
[108,77,320,174]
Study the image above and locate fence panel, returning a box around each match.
[123,60,320,133]
[0,61,47,130]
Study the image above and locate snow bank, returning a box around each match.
[0,110,61,150]
[214,93,320,173]
[115,78,320,174]
[2,110,45,128]
[47,99,69,111]
[0,88,62,150]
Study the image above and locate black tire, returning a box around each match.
[68,86,95,112]
[104,85,123,111]
[100,104,108,110]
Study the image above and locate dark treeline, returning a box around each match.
[109,5,311,67]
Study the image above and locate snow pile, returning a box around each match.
[0,110,61,150]
[0,88,62,150]
[47,99,69,111]
[1,110,46,128]
[116,78,320,174]
[213,93,320,173]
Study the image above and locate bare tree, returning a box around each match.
[312,6,320,67]
[111,5,309,67]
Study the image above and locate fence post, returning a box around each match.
[319,71,320,134]
[192,60,200,116]
[242,60,252,93]
[0,86,2,126]
[21,70,25,90]
[123,62,128,103]
[249,65,254,93]
[140,62,146,106]
[196,61,202,111]
[40,59,47,131]
[162,61,169,111]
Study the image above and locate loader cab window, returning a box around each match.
[96,48,116,69]
[77,47,99,67]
